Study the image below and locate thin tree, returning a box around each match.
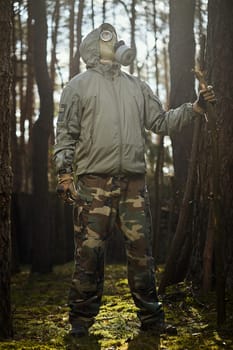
[102,0,107,22]
[12,7,21,194]
[169,0,196,205]
[30,0,53,273]
[49,0,60,161]
[24,0,34,192]
[129,0,136,75]
[159,0,196,292]
[11,3,22,274]
[70,0,84,78]
[91,0,95,29]
[116,0,136,75]
[152,0,159,96]
[69,0,75,80]
[16,3,26,192]
[0,0,13,338]
[50,0,60,90]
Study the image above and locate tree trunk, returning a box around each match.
[30,0,53,273]
[69,0,75,80]
[102,0,107,23]
[152,36,170,261]
[17,6,25,192]
[206,0,233,326]
[50,0,60,90]
[0,0,13,338]
[169,0,196,204]
[24,1,34,193]
[153,136,164,261]
[152,0,159,96]
[91,0,95,29]
[202,204,214,292]
[129,0,136,75]
[159,117,202,293]
[70,0,84,77]
[158,0,196,292]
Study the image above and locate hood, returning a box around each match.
[79,23,117,68]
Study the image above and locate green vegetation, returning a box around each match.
[0,263,232,349]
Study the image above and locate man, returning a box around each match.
[53,23,215,337]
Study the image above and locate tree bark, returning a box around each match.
[17,5,25,192]
[0,0,13,338]
[70,0,84,77]
[159,117,202,293]
[102,0,107,23]
[153,136,164,261]
[206,0,233,326]
[30,0,53,273]
[158,0,196,292]
[129,0,136,75]
[152,0,159,96]
[169,0,196,204]
[69,0,75,80]
[50,0,60,90]
[202,204,214,292]
[24,1,34,193]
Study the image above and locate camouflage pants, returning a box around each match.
[68,174,164,328]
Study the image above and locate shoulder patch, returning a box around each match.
[58,104,67,121]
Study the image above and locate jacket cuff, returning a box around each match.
[57,165,73,175]
[187,102,204,118]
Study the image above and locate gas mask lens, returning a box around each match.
[100,30,113,42]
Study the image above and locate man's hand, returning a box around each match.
[193,86,216,114]
[56,172,78,204]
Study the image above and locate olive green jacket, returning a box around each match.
[53,27,200,176]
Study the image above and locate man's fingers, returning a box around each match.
[203,91,214,97]
[60,192,75,204]
[56,184,65,194]
[56,181,77,204]
[66,188,78,204]
[65,196,75,204]
[201,89,216,104]
[56,186,73,204]
[68,189,78,201]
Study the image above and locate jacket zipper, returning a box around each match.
[111,78,122,174]
[90,95,97,145]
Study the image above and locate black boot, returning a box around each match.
[69,325,89,338]
[141,320,177,335]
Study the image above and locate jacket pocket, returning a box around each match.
[73,186,93,240]
[77,180,94,205]
[133,95,144,139]
[82,95,97,145]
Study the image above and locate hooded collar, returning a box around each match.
[79,23,119,70]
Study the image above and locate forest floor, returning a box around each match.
[0,262,233,350]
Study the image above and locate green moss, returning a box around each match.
[0,263,232,349]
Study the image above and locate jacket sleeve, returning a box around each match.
[140,81,201,135]
[53,84,81,173]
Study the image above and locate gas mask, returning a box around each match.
[99,28,136,66]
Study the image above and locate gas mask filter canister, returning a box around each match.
[114,40,136,66]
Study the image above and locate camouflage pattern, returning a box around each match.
[68,174,164,328]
